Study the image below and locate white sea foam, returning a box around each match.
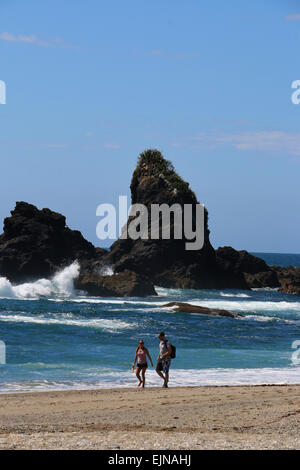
[52,296,300,320]
[154,367,300,387]
[0,262,80,300]
[252,287,279,292]
[188,299,300,313]
[243,315,278,322]
[0,313,136,331]
[1,367,300,393]
[98,265,114,276]
[53,298,165,306]
[155,287,181,297]
[220,292,251,298]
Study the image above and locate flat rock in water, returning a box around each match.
[163,302,240,318]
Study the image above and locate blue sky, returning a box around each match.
[0,0,299,252]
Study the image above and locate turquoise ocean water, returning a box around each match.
[0,253,299,392]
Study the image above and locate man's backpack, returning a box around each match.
[165,340,176,359]
[170,344,176,359]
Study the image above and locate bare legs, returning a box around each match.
[141,367,146,388]
[136,366,147,389]
[165,371,169,386]
[136,366,142,387]
[156,368,169,387]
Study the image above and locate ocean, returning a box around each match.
[0,252,299,393]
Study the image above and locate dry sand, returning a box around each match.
[0,385,300,450]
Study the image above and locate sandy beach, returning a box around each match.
[0,384,300,450]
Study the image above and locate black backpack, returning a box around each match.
[166,340,176,359]
[170,344,176,359]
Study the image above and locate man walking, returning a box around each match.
[156,331,172,388]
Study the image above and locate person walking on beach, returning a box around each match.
[156,331,172,388]
[132,339,153,389]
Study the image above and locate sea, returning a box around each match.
[0,253,299,393]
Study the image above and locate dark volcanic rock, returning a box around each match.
[273,266,300,296]
[0,201,156,297]
[216,246,281,288]
[216,246,300,295]
[107,149,247,290]
[216,246,269,275]
[0,201,106,282]
[243,270,280,288]
[75,270,156,297]
[163,302,240,318]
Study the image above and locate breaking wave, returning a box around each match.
[0,261,80,300]
[98,265,114,276]
[220,292,250,298]
[0,312,136,331]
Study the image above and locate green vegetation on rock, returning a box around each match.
[136,149,196,200]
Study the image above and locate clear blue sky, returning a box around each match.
[0,0,299,253]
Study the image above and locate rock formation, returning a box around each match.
[216,246,279,288]
[216,246,300,295]
[0,201,102,282]
[272,266,300,296]
[75,270,156,297]
[0,201,155,297]
[107,150,299,296]
[0,150,299,297]
[107,149,247,290]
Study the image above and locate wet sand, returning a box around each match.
[0,385,300,449]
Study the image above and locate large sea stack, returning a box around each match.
[108,150,248,289]
[107,149,300,295]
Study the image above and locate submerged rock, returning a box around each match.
[163,302,241,318]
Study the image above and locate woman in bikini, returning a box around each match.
[132,339,153,389]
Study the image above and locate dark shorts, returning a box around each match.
[136,363,148,369]
[156,357,171,374]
